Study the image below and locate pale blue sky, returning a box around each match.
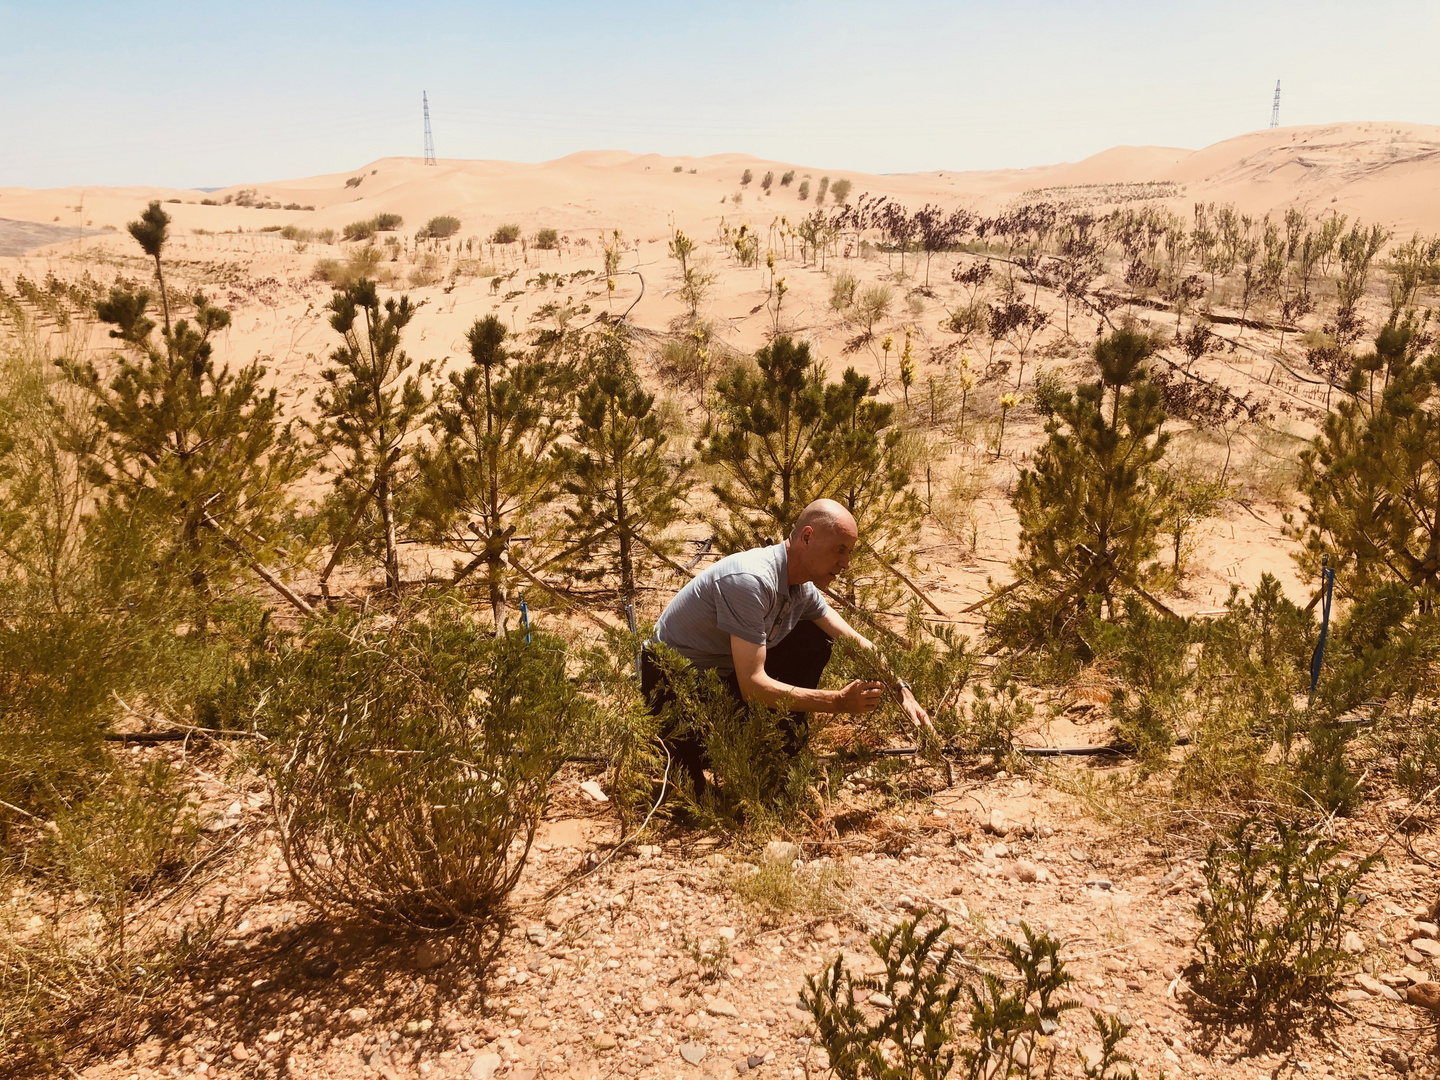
[2,0,1436,188]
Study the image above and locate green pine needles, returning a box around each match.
[996,327,1169,650]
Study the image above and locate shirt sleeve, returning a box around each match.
[713,573,772,646]
[796,583,830,623]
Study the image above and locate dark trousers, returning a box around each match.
[639,620,834,796]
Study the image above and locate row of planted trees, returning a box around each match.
[718,187,1438,407]
[7,203,925,643]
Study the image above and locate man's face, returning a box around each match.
[804,522,857,587]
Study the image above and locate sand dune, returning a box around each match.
[4,122,1440,257]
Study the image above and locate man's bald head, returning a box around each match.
[791,499,858,543]
[785,499,858,588]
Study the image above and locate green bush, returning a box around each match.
[534,227,559,249]
[374,212,403,231]
[1189,818,1379,1027]
[342,218,376,242]
[254,602,585,930]
[423,215,461,239]
[0,616,124,820]
[45,760,199,952]
[780,170,795,187]
[803,915,1106,1080]
[644,645,816,830]
[312,245,384,287]
[829,269,858,311]
[491,222,520,244]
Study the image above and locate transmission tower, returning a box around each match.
[1269,80,1281,129]
[423,91,436,165]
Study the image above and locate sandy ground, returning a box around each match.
[19,751,1440,1080]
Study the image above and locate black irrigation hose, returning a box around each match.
[105,730,257,744]
[105,733,1178,760]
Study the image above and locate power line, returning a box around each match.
[1270,79,1281,129]
[423,90,437,165]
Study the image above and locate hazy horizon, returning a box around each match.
[4,0,1438,190]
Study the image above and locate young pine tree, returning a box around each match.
[314,279,432,595]
[63,202,307,627]
[816,367,922,605]
[413,315,564,630]
[554,328,692,613]
[1008,327,1169,629]
[1297,313,1440,611]
[702,334,826,549]
[703,335,920,597]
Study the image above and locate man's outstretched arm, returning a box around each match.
[814,608,934,731]
[730,635,884,714]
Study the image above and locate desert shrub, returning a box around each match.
[534,227,559,249]
[1291,722,1361,815]
[803,915,1107,1080]
[955,673,1033,765]
[1089,597,1195,767]
[45,760,199,952]
[1188,818,1378,1028]
[1394,707,1440,801]
[825,610,975,757]
[645,645,817,830]
[816,176,830,205]
[852,282,893,338]
[490,222,520,244]
[723,860,850,919]
[345,175,363,188]
[407,251,444,287]
[760,170,774,191]
[0,616,127,820]
[342,218,377,242]
[741,168,753,186]
[374,212,403,231]
[673,165,682,172]
[780,170,795,186]
[254,602,585,931]
[829,269,858,311]
[572,624,663,831]
[830,178,852,204]
[313,245,384,286]
[421,214,460,239]
[797,179,810,201]
[279,224,315,241]
[943,298,988,343]
[1153,459,1228,580]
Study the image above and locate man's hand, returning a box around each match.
[900,687,934,732]
[835,679,886,714]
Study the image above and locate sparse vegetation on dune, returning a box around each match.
[6,144,1440,1080]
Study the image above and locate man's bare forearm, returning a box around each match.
[741,672,838,712]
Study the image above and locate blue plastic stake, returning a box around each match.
[625,600,639,680]
[519,590,531,644]
[1309,557,1335,701]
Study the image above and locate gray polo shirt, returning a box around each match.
[653,543,830,673]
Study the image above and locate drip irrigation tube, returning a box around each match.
[103,731,1177,760]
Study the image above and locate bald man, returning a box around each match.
[642,499,930,795]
